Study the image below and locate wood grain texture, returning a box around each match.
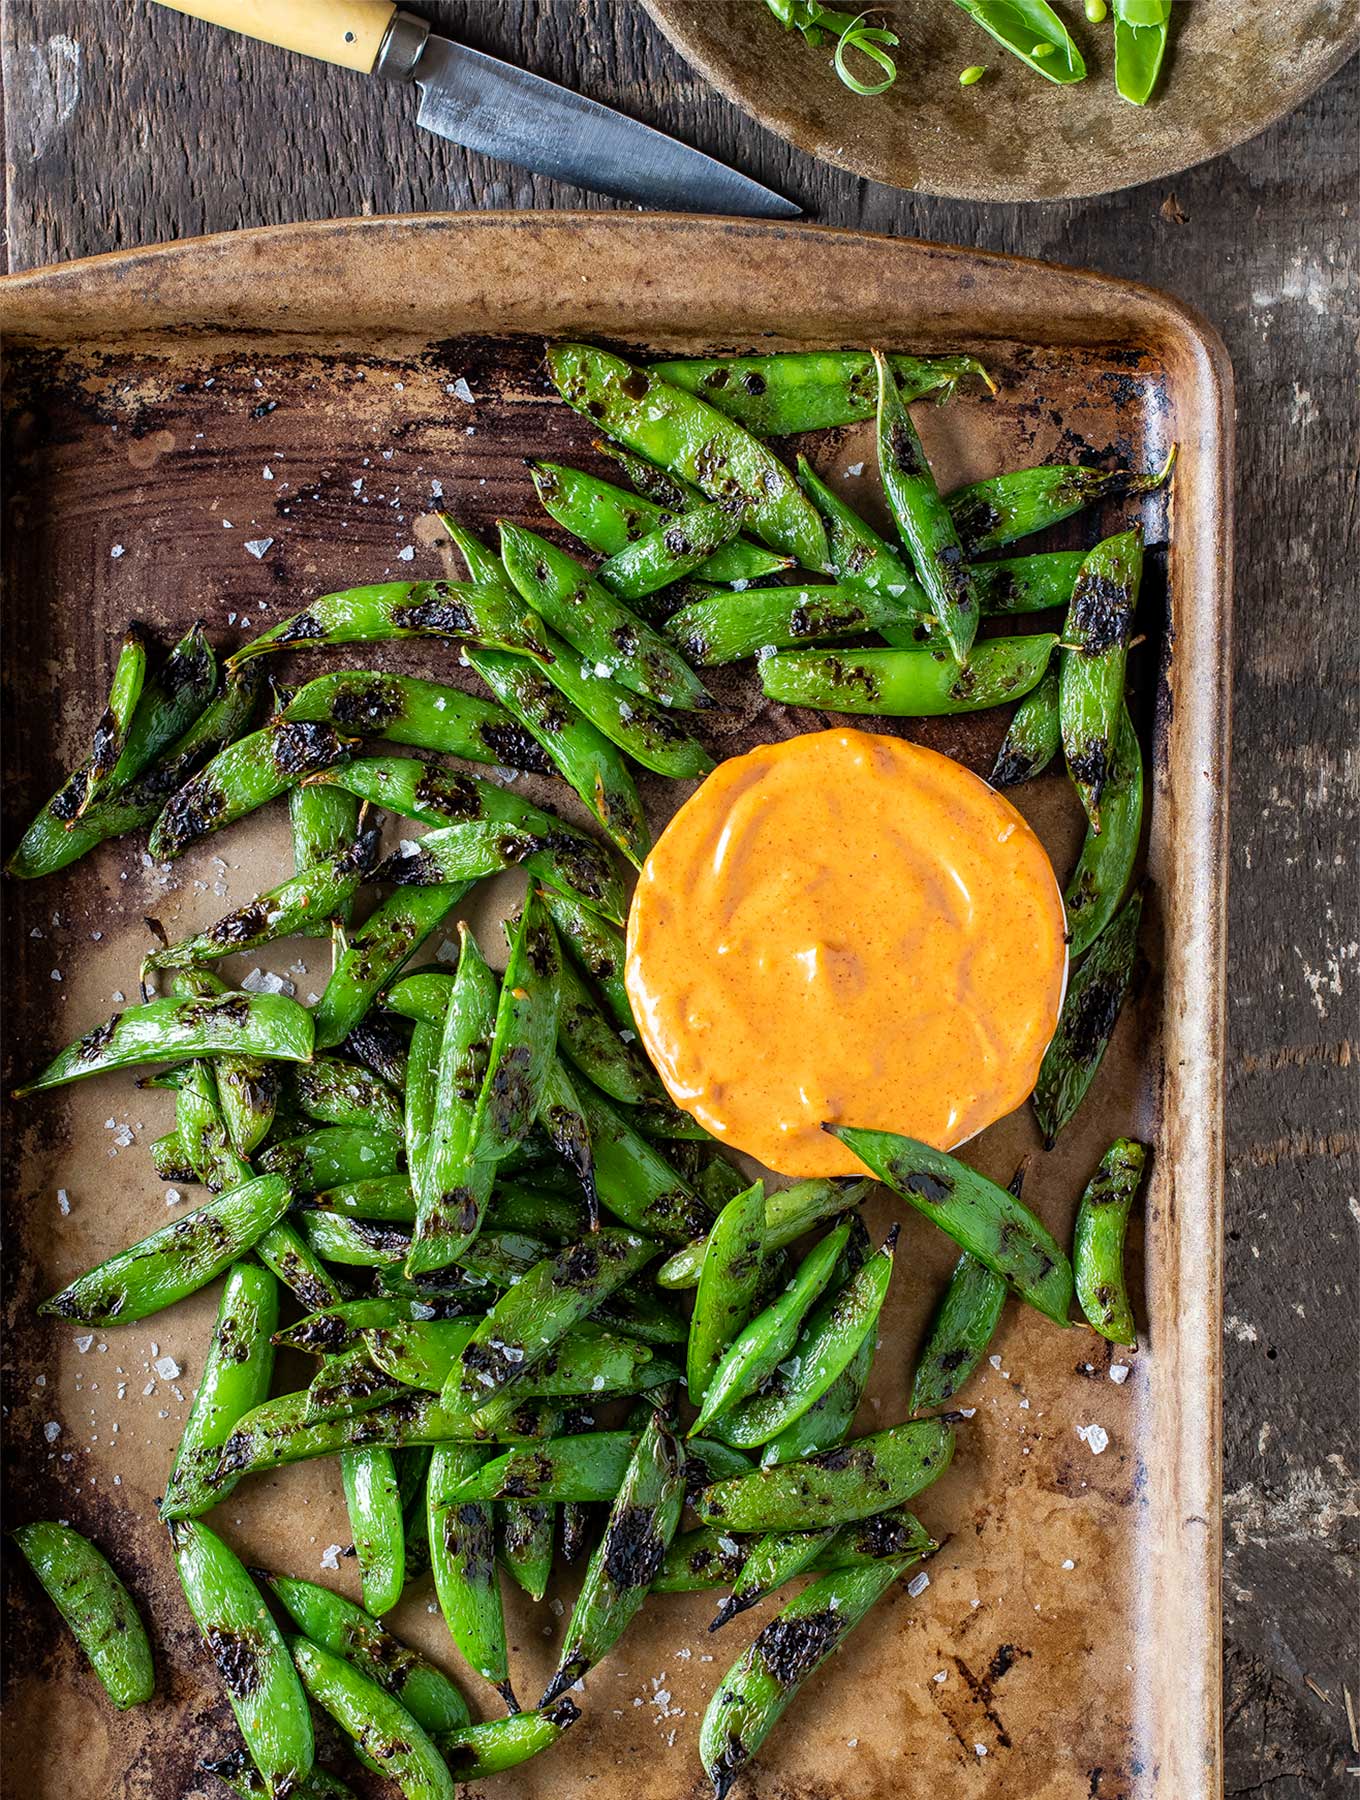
[1,4,1356,1796]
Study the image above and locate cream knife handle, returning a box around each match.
[151,1,428,77]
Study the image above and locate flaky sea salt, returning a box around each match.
[1077,1423,1110,1455]
[397,546,415,562]
[451,377,475,403]
[56,1189,71,1216]
[1109,1364,1130,1384]
[906,1571,930,1598]
[74,1336,94,1355]
[44,1421,61,1443]
[245,538,274,559]
[153,1356,181,1381]
[320,1544,343,1571]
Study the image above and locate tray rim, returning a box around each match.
[0,211,1231,1800]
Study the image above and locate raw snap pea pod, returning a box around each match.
[665,583,915,667]
[175,1059,249,1192]
[647,349,991,436]
[594,497,745,600]
[199,1751,354,1799]
[1066,704,1144,957]
[546,343,830,570]
[342,1448,406,1616]
[266,1574,470,1733]
[576,1084,713,1242]
[258,1126,402,1194]
[538,1056,598,1221]
[15,991,313,1095]
[947,447,1176,557]
[291,1059,403,1138]
[1113,0,1170,103]
[540,889,635,1030]
[313,882,470,1051]
[556,952,663,1105]
[541,1409,686,1703]
[13,1521,154,1709]
[161,1263,280,1519]
[760,633,1056,716]
[498,519,713,712]
[1060,528,1145,827]
[427,1445,516,1708]
[172,1519,314,1794]
[828,1125,1073,1324]
[41,1174,292,1327]
[699,1558,916,1798]
[292,1637,454,1799]
[1034,887,1143,1146]
[687,1181,767,1408]
[698,1417,956,1532]
[658,1178,868,1289]
[79,621,151,813]
[991,661,1060,787]
[875,348,980,663]
[949,0,1086,81]
[282,669,550,773]
[498,1500,555,1600]
[1073,1138,1146,1346]
[227,580,551,669]
[149,717,354,860]
[436,1700,581,1781]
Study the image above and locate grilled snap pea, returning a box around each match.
[79,622,151,813]
[687,1181,767,1408]
[540,889,635,1031]
[946,446,1176,557]
[1034,887,1143,1147]
[665,583,916,667]
[498,519,713,712]
[254,1219,346,1317]
[199,1750,354,1798]
[487,1183,591,1243]
[168,967,281,1157]
[538,1056,598,1220]
[342,1448,406,1616]
[175,1059,249,1192]
[652,1526,750,1594]
[464,887,561,1171]
[371,1318,662,1403]
[546,343,830,571]
[15,991,313,1094]
[305,1344,403,1422]
[658,1178,868,1289]
[313,882,470,1051]
[291,1637,454,1800]
[594,496,744,600]
[541,1409,686,1703]
[227,580,551,669]
[718,1506,932,1628]
[991,661,1060,788]
[911,1251,1008,1414]
[41,1173,292,1327]
[172,1519,314,1794]
[1066,703,1143,957]
[288,782,362,937]
[427,1444,516,1708]
[1073,1137,1146,1346]
[343,1016,411,1094]
[451,1431,640,1503]
[298,1212,416,1268]
[647,349,990,436]
[281,669,550,773]
[760,633,1056,716]
[699,1558,915,1799]
[498,1500,556,1601]
[576,1084,713,1242]
[697,1416,955,1531]
[555,951,663,1106]
[291,1059,403,1138]
[437,1699,581,1780]
[13,1522,154,1710]
[162,1263,279,1519]
[149,717,354,860]
[875,349,980,663]
[760,1323,874,1470]
[1060,528,1144,828]
[828,1125,1073,1324]
[275,1296,473,1357]
[258,1127,402,1194]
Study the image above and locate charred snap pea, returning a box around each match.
[169,968,281,1157]
[911,1251,1008,1414]
[498,520,713,712]
[947,447,1176,556]
[291,1059,403,1138]
[370,1318,662,1403]
[576,1084,713,1242]
[171,1519,314,1794]
[453,1431,640,1503]
[598,1280,691,1347]
[647,350,991,436]
[594,497,744,600]
[227,580,550,669]
[652,1526,750,1594]
[538,1057,598,1221]
[718,1506,932,1628]
[198,1750,355,1798]
[554,952,662,1106]
[464,887,561,1175]
[427,1444,516,1708]
[991,662,1060,788]
[437,1698,581,1780]
[253,1219,346,1316]
[1066,703,1144,956]
[291,1637,454,1800]
[276,1296,476,1358]
[760,634,1056,716]
[665,583,916,667]
[342,1448,406,1616]
[79,622,151,813]
[1060,529,1144,828]
[698,1417,955,1532]
[282,670,550,773]
[312,882,470,1051]
[487,1183,591,1243]
[687,1181,767,1408]
[175,1059,249,1193]
[298,1212,418,1268]
[498,1500,555,1601]
[540,890,635,1032]
[760,1322,874,1469]
[541,1409,686,1703]
[546,344,830,571]
[1073,1137,1146,1346]
[1034,887,1142,1146]
[658,1178,869,1289]
[288,781,362,937]
[161,1263,279,1519]
[149,717,354,860]
[41,1174,292,1327]
[343,1016,411,1094]
[13,1522,154,1710]
[829,1126,1073,1324]
[258,1127,402,1194]
[304,1344,403,1422]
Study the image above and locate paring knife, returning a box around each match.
[152,0,799,217]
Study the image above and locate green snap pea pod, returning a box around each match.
[656,1504,929,1594]
[647,350,991,436]
[546,344,830,571]
[309,1175,415,1221]
[690,1221,852,1437]
[227,580,551,669]
[168,967,281,1157]
[1113,0,1170,104]
[343,1016,411,1093]
[282,669,551,773]
[666,583,916,667]
[875,349,979,662]
[436,1700,581,1782]
[698,1417,955,1532]
[541,1409,686,1703]
[687,1181,767,1408]
[291,1059,404,1138]
[594,436,699,511]
[79,621,151,813]
[298,1212,418,1269]
[265,1574,470,1733]
[991,661,1060,787]
[718,1507,933,1629]
[1060,529,1144,828]
[353,1319,477,1392]
[1073,1137,1145,1345]
[462,890,562,1174]
[487,1182,591,1243]
[171,1519,314,1793]
[405,1011,445,1254]
[276,1295,476,1356]
[1035,887,1142,1146]
[453,1431,639,1502]
[149,717,354,860]
[387,1228,552,1293]
[498,519,713,712]
[658,1178,867,1289]
[427,1445,516,1707]
[911,1253,1008,1414]
[797,455,924,604]
[652,1526,750,1594]
[254,1219,346,1316]
[289,784,363,938]
[15,991,313,1095]
[527,460,789,585]
[175,1059,249,1192]
[369,1319,662,1401]
[948,0,1086,81]
[313,882,470,1051]
[161,1263,280,1519]
[302,1349,397,1424]
[461,643,651,866]
[540,889,635,1030]
[760,633,1056,716]
[258,1127,402,1194]
[692,1152,754,1210]
[828,1125,1073,1323]
[946,447,1176,557]
[105,618,219,787]
[12,1522,154,1710]
[291,1637,454,1799]
[342,1448,406,1616]
[498,1500,556,1601]
[199,1751,354,1799]
[575,1084,713,1241]
[596,1281,690,1347]
[383,969,455,1024]
[699,1557,917,1798]
[594,497,745,600]
[41,1174,292,1327]
[556,952,664,1105]
[759,1279,875,1469]
[1066,704,1144,957]
[373,818,545,886]
[538,1056,599,1222]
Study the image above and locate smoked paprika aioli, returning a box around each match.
[625,729,1068,1179]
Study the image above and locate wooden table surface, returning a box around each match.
[1,4,1355,1793]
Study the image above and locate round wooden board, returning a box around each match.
[637,0,1360,200]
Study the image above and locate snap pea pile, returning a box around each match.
[9,336,1165,1798]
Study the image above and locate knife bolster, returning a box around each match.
[375,10,431,80]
